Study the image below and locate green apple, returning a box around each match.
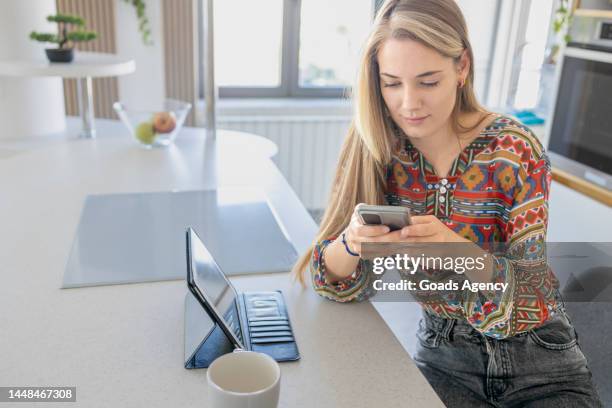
[135,121,155,145]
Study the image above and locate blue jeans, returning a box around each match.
[414,296,603,407]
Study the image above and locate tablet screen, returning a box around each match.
[188,229,244,348]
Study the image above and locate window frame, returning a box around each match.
[199,0,512,102]
[510,0,557,110]
[199,0,374,99]
[484,0,535,108]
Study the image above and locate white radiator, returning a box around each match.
[217,116,351,210]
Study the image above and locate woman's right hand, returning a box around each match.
[343,203,391,257]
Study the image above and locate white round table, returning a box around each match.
[0,51,135,139]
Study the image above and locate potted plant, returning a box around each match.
[545,0,575,65]
[535,0,576,118]
[29,14,97,63]
[122,0,153,45]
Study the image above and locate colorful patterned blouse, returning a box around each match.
[310,114,560,339]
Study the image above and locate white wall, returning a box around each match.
[548,181,612,242]
[115,0,166,111]
[457,0,498,102]
[0,0,66,138]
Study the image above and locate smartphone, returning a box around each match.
[356,204,411,231]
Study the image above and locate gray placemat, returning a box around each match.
[63,188,298,288]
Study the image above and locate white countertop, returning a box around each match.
[0,120,443,407]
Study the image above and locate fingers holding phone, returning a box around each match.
[345,204,415,258]
[343,204,391,257]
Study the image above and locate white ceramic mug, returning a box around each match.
[207,350,280,408]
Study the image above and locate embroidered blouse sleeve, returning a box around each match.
[462,139,557,339]
[310,238,374,302]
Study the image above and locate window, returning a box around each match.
[199,0,374,98]
[299,0,372,88]
[200,0,502,101]
[482,0,557,111]
[214,0,284,88]
[511,0,555,109]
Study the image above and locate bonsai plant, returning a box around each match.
[30,14,97,63]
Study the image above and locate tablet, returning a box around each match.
[186,228,245,350]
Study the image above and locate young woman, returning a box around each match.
[293,0,603,406]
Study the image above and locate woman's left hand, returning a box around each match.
[398,215,468,243]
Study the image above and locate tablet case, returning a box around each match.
[184,290,300,369]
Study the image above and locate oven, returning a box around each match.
[546,18,612,190]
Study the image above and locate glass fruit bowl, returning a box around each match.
[113,99,192,148]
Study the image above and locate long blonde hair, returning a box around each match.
[292,0,487,285]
